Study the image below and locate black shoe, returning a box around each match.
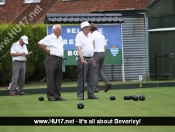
[88,95,99,99]
[48,98,57,101]
[105,84,112,92]
[18,92,27,95]
[56,97,66,101]
[94,90,99,93]
[10,92,16,96]
[77,97,83,100]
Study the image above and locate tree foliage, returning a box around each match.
[0,24,77,86]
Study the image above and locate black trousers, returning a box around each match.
[44,55,62,99]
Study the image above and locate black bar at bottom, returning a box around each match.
[0,117,175,126]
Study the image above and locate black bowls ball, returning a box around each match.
[132,95,138,101]
[39,96,44,101]
[110,96,116,100]
[77,103,84,109]
[139,94,145,101]
[123,95,132,100]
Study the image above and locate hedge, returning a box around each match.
[0,24,78,86]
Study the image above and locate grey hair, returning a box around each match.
[52,24,61,32]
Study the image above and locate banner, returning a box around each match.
[47,24,122,65]
[0,117,175,126]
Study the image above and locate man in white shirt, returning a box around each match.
[10,35,29,96]
[75,21,99,100]
[90,23,112,93]
[38,24,66,101]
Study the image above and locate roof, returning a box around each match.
[91,9,148,16]
[146,0,158,9]
[44,13,124,24]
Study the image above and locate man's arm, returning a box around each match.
[76,46,87,65]
[38,43,50,54]
[10,52,26,57]
[104,45,107,52]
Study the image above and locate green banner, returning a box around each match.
[64,49,122,65]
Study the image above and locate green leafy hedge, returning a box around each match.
[0,24,77,86]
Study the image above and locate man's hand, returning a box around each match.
[94,60,96,69]
[21,52,27,56]
[81,59,87,65]
[46,49,50,55]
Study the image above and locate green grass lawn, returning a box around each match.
[0,87,175,131]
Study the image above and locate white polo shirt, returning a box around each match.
[91,30,106,52]
[75,31,94,57]
[38,33,64,57]
[10,41,28,61]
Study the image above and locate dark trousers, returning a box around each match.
[93,52,110,91]
[45,55,62,99]
[77,57,94,97]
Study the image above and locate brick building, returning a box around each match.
[0,0,155,82]
[0,0,153,24]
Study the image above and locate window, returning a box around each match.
[0,0,5,5]
[24,0,41,4]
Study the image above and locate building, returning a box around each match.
[147,0,175,80]
[0,0,152,24]
[0,0,153,82]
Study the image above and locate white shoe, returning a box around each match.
[8,83,11,90]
